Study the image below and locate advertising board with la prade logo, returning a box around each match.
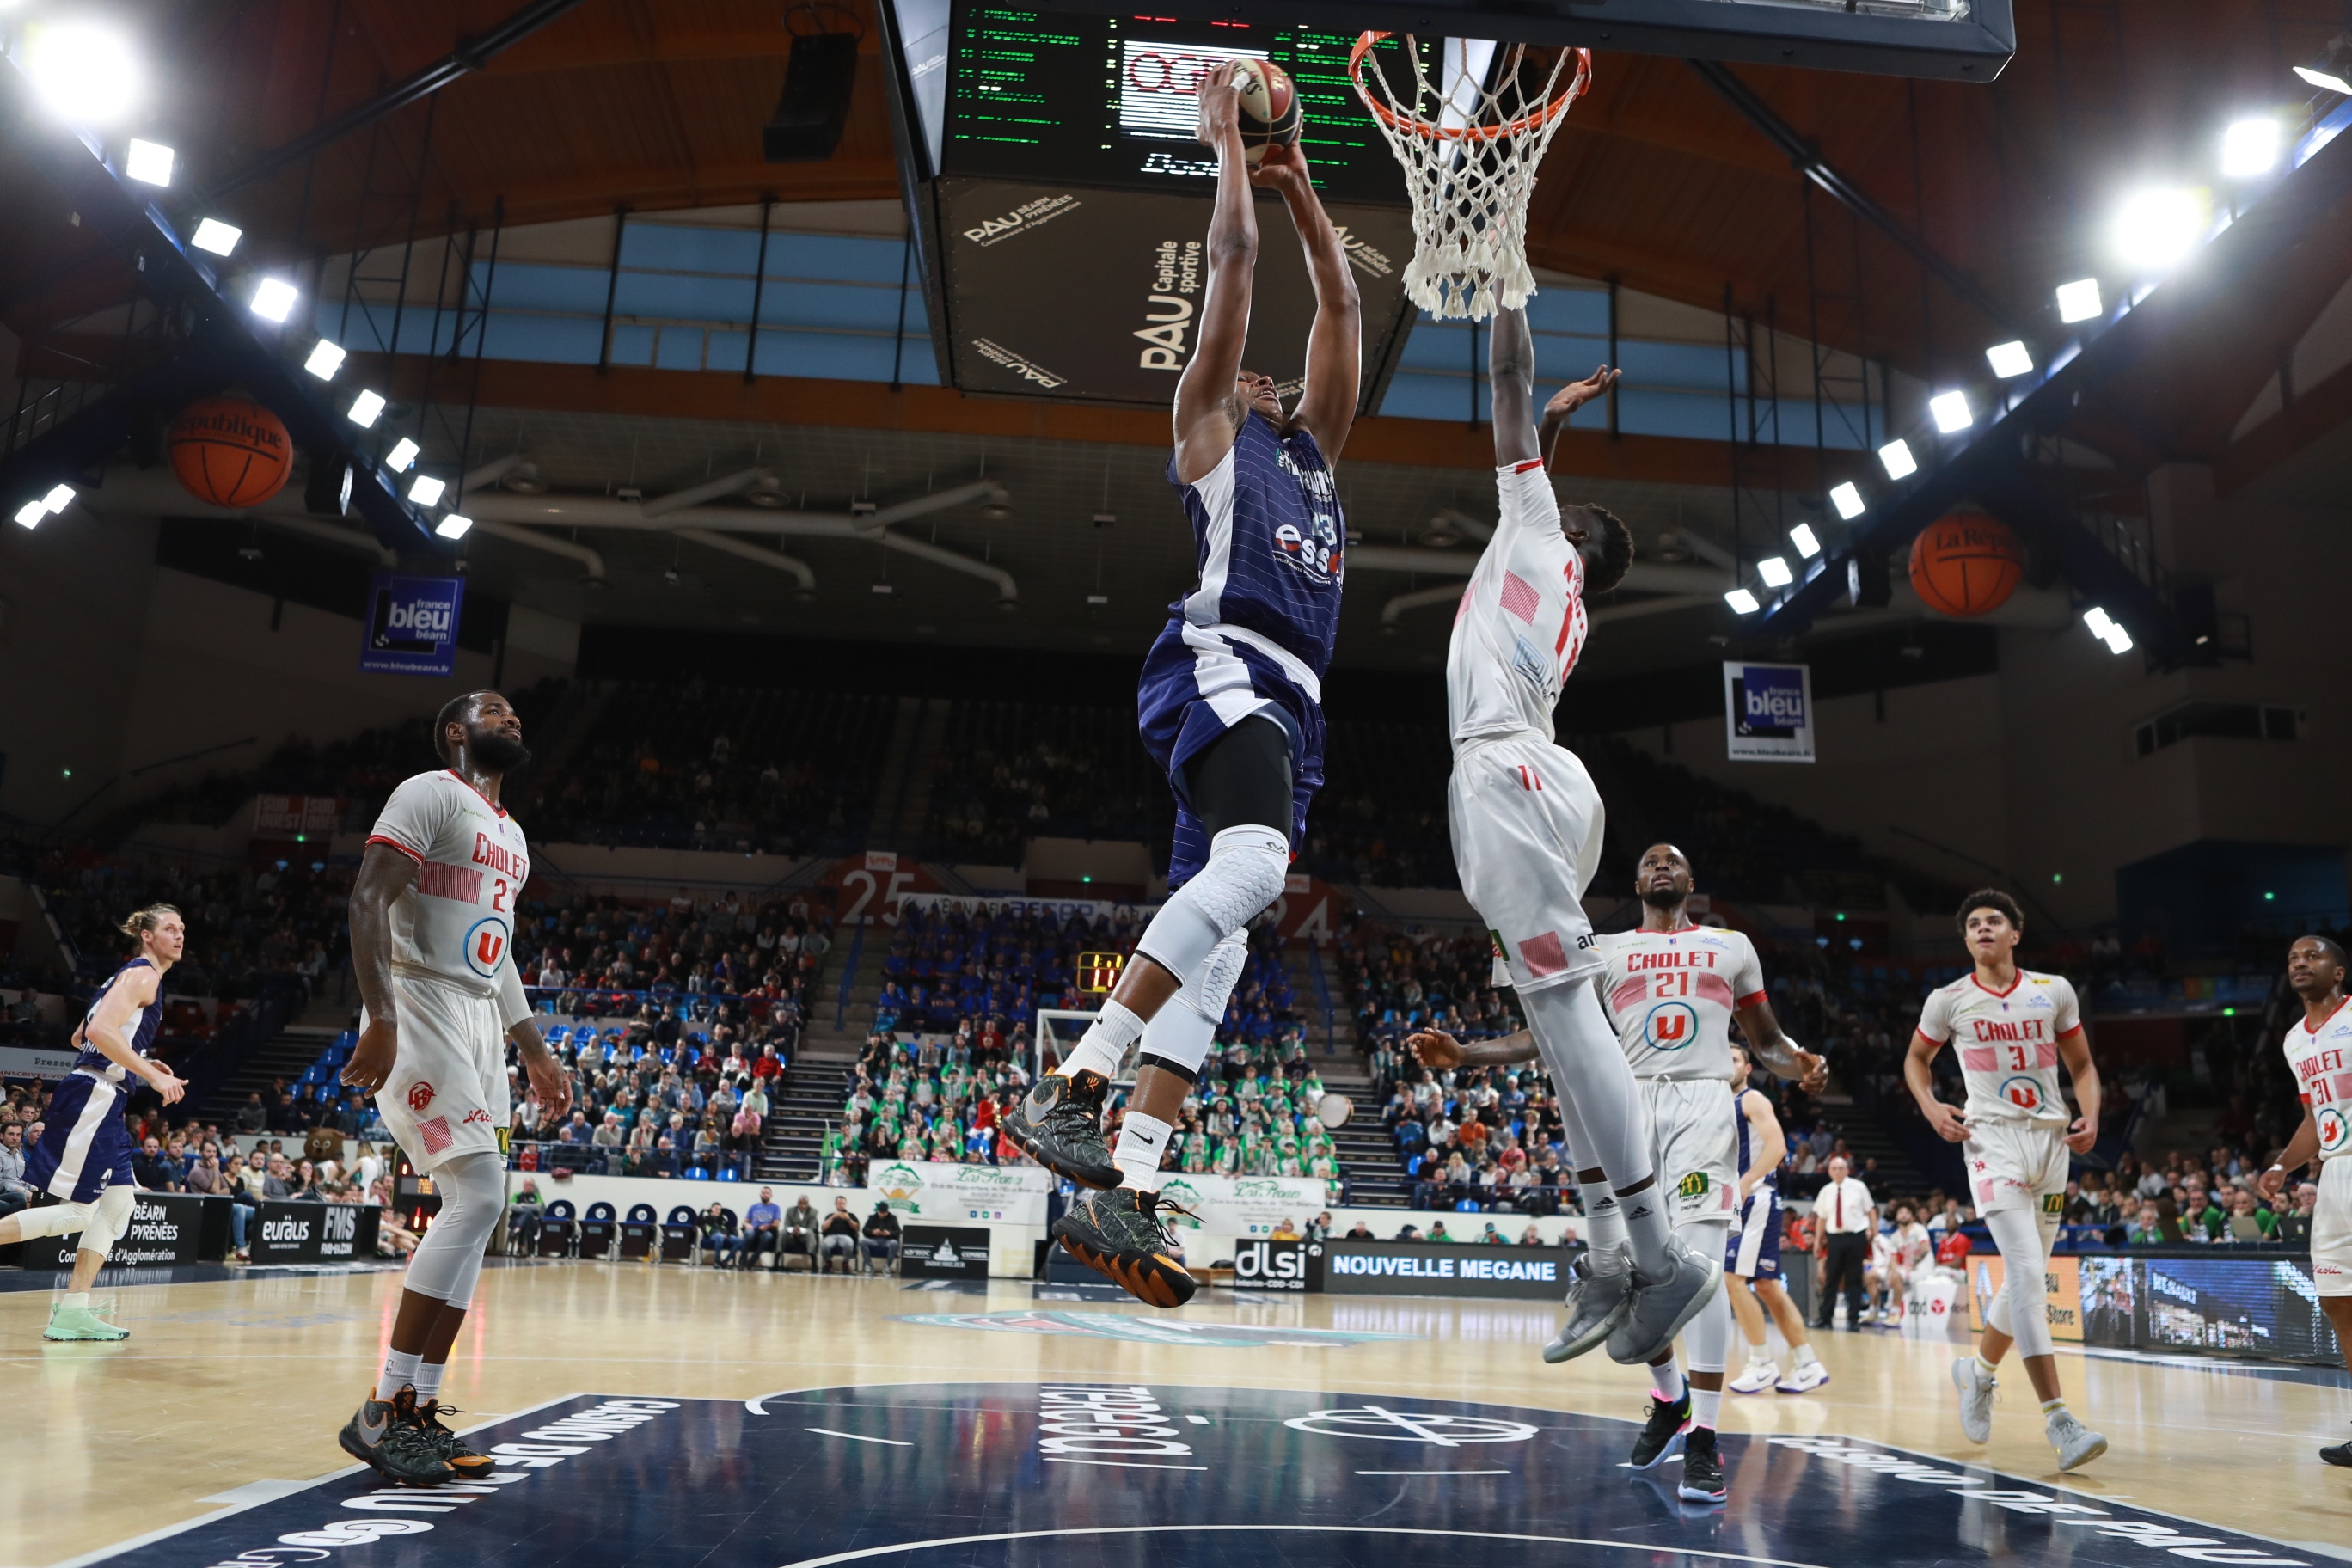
[869,1160,1050,1224]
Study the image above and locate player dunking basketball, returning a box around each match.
[0,905,189,1341]
[1908,888,2107,1471]
[336,691,571,1482]
[1002,60,1360,1308]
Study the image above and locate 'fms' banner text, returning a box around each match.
[1724,661,1816,763]
[361,573,466,677]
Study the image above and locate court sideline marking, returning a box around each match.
[775,1523,1840,1568]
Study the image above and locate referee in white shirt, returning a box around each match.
[1812,1155,1876,1329]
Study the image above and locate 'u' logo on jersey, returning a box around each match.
[465,916,511,978]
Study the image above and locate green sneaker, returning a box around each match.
[44,1303,129,1342]
[411,1401,495,1477]
[339,1387,456,1485]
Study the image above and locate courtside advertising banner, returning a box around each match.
[360,573,466,677]
[1724,660,1816,763]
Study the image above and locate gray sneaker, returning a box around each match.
[1606,1234,1723,1366]
[2046,1410,2107,1471]
[1951,1357,1995,1443]
[1543,1244,1634,1363]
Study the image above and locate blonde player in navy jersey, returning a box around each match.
[1907,888,2106,1471]
[1004,59,1360,1308]
[336,690,569,1484]
[0,904,188,1340]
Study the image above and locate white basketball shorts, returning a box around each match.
[1447,733,1605,995]
[369,970,510,1174]
[2312,1155,2352,1297]
[1642,1076,1738,1228]
[1962,1117,2069,1234]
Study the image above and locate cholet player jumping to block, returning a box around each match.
[1002,60,1359,1308]
[336,691,572,1483]
[1908,888,2106,1472]
[0,904,190,1340]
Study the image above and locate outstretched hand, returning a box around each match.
[1195,59,1243,147]
[1545,364,1619,420]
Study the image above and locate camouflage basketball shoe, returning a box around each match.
[411,1401,497,1477]
[1052,1186,1197,1308]
[339,1387,456,1485]
[1001,1069,1120,1189]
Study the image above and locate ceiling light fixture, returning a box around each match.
[24,24,141,126]
[2055,278,2104,323]
[1929,390,1973,433]
[2220,116,2281,178]
[124,138,174,187]
[2293,34,2352,96]
[435,513,474,540]
[385,438,420,472]
[409,475,447,506]
[190,217,242,256]
[248,277,298,323]
[1724,588,1761,615]
[1789,523,1821,559]
[1757,555,1793,588]
[1828,481,1865,520]
[2110,187,2207,270]
[346,389,385,427]
[1985,340,2034,378]
[1878,438,1918,480]
[304,340,346,379]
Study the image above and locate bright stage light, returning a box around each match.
[1790,523,1821,559]
[1724,588,1761,615]
[409,475,447,506]
[1829,482,1864,520]
[191,217,242,256]
[249,277,297,323]
[2220,117,2281,178]
[24,24,141,126]
[304,340,346,379]
[2083,606,2114,638]
[435,513,475,539]
[1879,438,1917,480]
[2055,278,2104,324]
[2103,622,2134,654]
[2110,187,2207,270]
[1986,340,2034,378]
[347,389,386,427]
[1930,390,1973,433]
[124,138,174,187]
[385,438,420,472]
[2294,34,2352,96]
[1757,555,1793,588]
[43,483,75,513]
[13,501,45,529]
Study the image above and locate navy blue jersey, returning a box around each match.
[74,958,162,1083]
[1733,1087,1778,1191]
[1167,413,1345,673]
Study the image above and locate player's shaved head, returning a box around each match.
[2288,935,2348,1002]
[434,691,492,763]
[1637,842,1694,910]
[2294,934,2348,969]
[435,690,529,773]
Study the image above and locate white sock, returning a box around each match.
[1576,1171,1627,1253]
[413,1362,444,1401]
[1692,1387,1723,1430]
[376,1348,422,1402]
[61,1292,91,1311]
[1651,1363,1685,1404]
[1114,1112,1173,1192]
[1056,1000,1143,1081]
[2041,1397,2067,1420]
[1747,1346,1773,1366]
[1793,1343,1820,1369]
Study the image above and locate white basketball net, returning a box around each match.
[1349,35,1592,321]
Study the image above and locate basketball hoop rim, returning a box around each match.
[1347,32,1593,142]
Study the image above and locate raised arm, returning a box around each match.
[1173,62,1261,486]
[1539,365,1618,469]
[1260,145,1360,462]
[1489,305,1540,468]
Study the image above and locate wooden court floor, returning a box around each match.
[3,1262,2347,1568]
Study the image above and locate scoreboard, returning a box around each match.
[941,11,1421,205]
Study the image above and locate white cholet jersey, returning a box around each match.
[1446,461,1589,749]
[2284,996,2352,1161]
[1915,968,2083,1129]
[365,769,531,1005]
[1597,922,1766,1081]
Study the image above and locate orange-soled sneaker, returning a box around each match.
[1051,1187,1197,1308]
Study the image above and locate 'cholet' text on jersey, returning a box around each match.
[1915,969,2084,1128]
[2284,996,2352,1161]
[364,769,530,995]
[1596,922,1767,1081]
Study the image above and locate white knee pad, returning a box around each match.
[12,1197,96,1240]
[403,1152,505,1305]
[76,1185,136,1256]
[1134,826,1288,984]
[1678,1221,1735,1373]
[1137,931,1250,1079]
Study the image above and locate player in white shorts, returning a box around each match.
[336,690,570,1485]
[1442,304,1718,1382]
[1412,841,1822,1504]
[1905,888,2106,1472]
[2255,934,2352,1467]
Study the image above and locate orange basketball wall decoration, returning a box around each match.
[168,396,294,509]
[1908,509,2024,617]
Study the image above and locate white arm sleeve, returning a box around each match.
[498,949,532,1032]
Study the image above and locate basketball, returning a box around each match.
[1232,57,1301,165]
[168,396,293,509]
[1908,508,2024,617]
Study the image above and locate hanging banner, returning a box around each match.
[360,573,466,677]
[1724,660,1816,763]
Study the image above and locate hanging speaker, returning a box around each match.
[762,29,859,162]
[1847,544,1891,609]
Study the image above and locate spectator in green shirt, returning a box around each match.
[2222,1187,2275,1243]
